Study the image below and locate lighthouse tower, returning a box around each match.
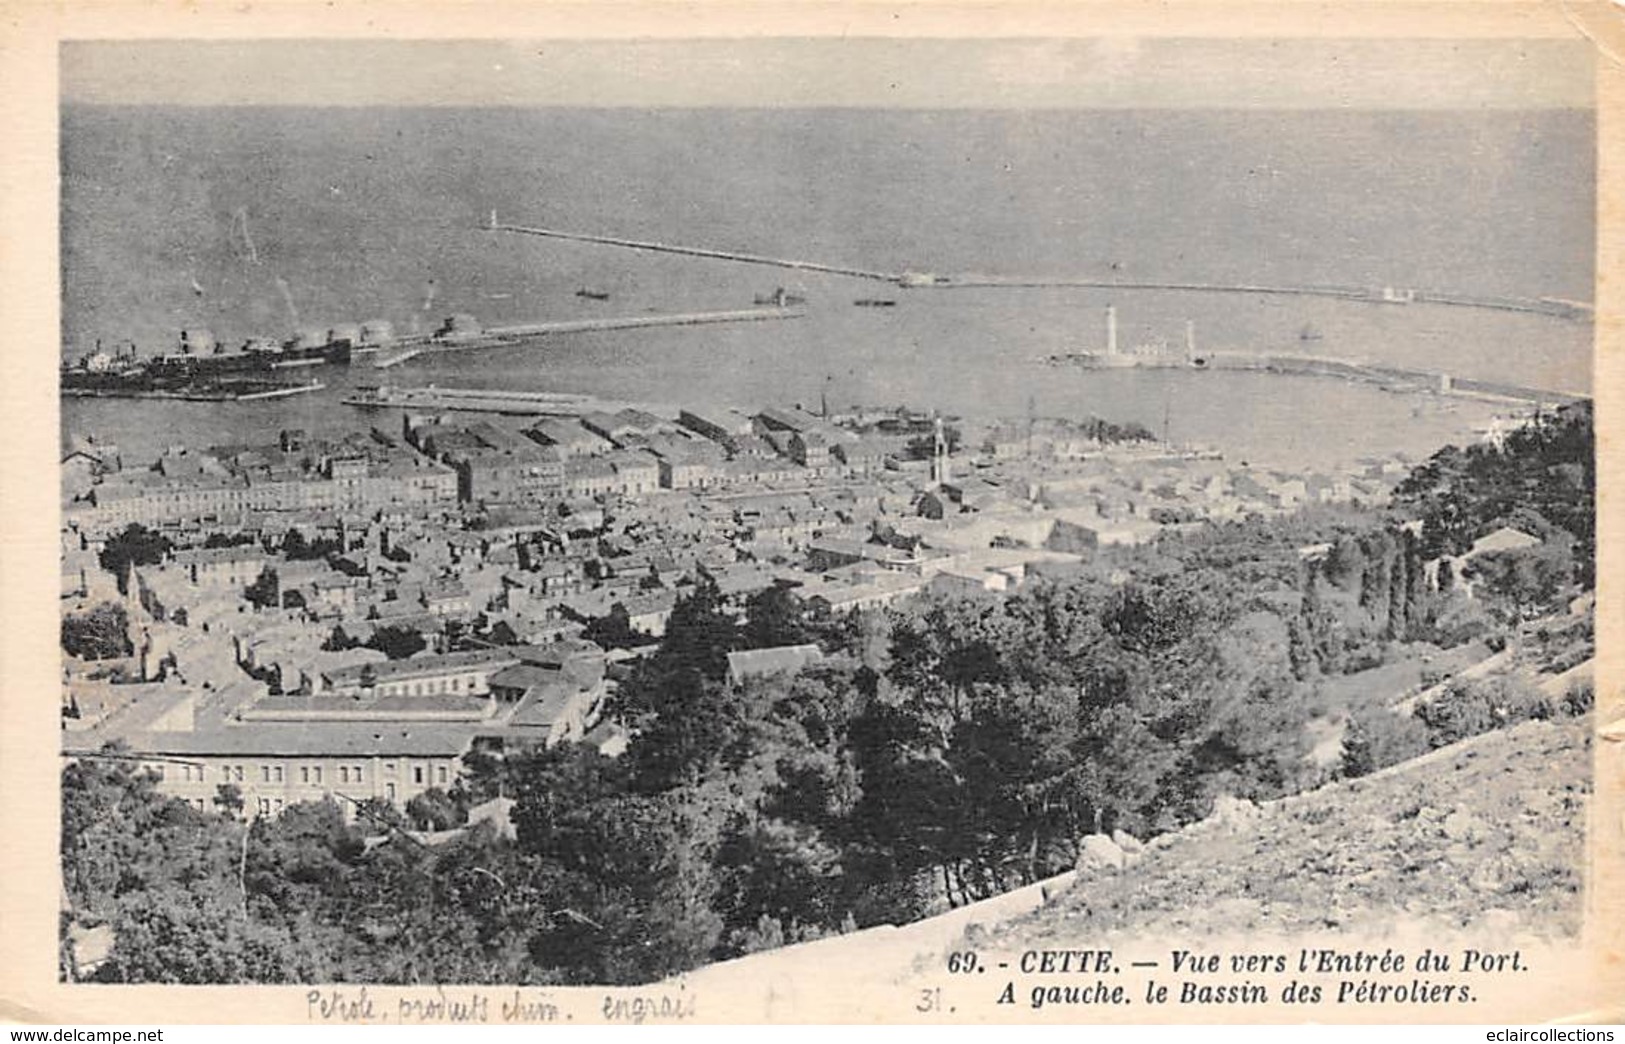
[929,416,951,488]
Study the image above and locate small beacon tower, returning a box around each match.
[930,415,951,488]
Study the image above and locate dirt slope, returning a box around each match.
[990,717,1591,947]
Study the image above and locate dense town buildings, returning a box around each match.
[61,397,1412,821]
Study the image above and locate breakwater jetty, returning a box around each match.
[1043,348,1589,406]
[489,222,1591,324]
[342,385,656,417]
[62,379,326,403]
[371,307,804,369]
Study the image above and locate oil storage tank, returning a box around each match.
[434,313,483,342]
[290,327,330,350]
[179,328,216,354]
[359,319,396,346]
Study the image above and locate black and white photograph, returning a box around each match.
[10,9,1618,1024]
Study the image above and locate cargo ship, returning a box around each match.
[755,287,806,307]
[61,326,359,399]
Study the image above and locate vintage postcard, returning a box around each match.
[1,0,1621,1027]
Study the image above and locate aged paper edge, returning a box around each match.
[1,0,1622,1025]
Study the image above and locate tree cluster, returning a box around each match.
[244,568,279,610]
[97,524,172,594]
[1342,672,1585,779]
[366,625,428,661]
[1394,401,1593,584]
[61,603,133,662]
[275,529,342,562]
[494,569,1316,977]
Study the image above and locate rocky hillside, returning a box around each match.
[987,716,1591,947]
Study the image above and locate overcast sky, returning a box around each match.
[60,37,1594,109]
